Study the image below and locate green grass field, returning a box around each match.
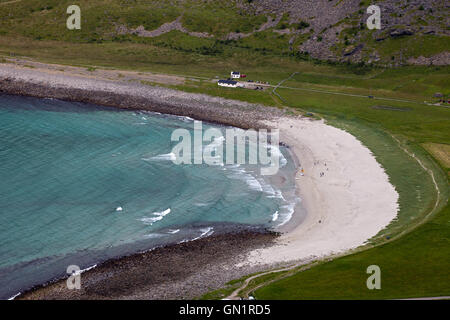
[0,0,449,300]
[255,203,450,299]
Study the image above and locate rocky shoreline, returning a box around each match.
[0,64,285,130]
[17,229,277,300]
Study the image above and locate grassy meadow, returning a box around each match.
[254,203,450,299]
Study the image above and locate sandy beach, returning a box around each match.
[0,61,399,299]
[241,117,399,267]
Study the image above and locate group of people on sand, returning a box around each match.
[298,160,329,178]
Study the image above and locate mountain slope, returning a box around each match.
[0,0,448,65]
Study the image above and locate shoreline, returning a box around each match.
[6,221,277,300]
[17,229,278,300]
[0,61,399,299]
[239,117,399,267]
[0,62,284,130]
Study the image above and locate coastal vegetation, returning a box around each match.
[254,198,450,299]
[0,0,448,64]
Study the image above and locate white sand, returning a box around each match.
[242,117,399,266]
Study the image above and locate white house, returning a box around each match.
[231,71,240,79]
[218,80,242,88]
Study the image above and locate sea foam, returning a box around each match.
[140,208,171,225]
[145,153,177,161]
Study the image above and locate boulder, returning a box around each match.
[343,44,363,56]
[390,28,414,37]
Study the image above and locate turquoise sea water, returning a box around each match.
[0,94,298,299]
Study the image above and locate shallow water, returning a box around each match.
[0,94,299,299]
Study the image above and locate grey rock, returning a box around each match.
[389,28,415,37]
